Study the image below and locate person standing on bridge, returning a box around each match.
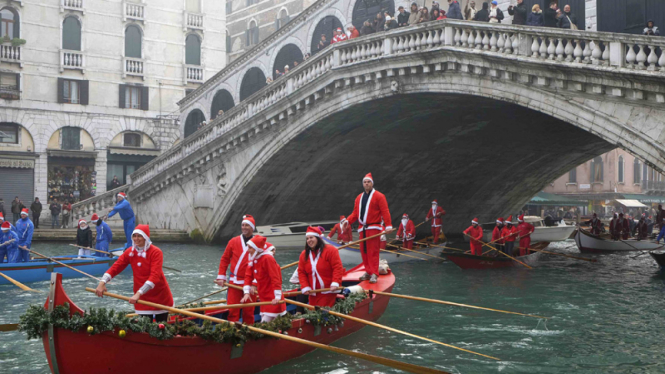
[346,173,393,284]
[488,1,505,23]
[446,0,463,20]
[298,226,344,307]
[557,4,577,29]
[517,214,534,256]
[92,213,113,257]
[543,1,558,28]
[397,6,410,27]
[408,2,420,25]
[464,218,484,256]
[508,0,527,25]
[107,192,136,249]
[396,213,416,249]
[16,209,33,262]
[426,200,446,244]
[331,28,347,44]
[492,217,505,254]
[501,215,518,256]
[464,1,477,21]
[328,215,352,244]
[215,215,259,324]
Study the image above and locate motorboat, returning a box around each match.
[256,221,359,248]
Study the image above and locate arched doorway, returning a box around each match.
[310,16,342,55]
[273,44,304,79]
[239,67,266,102]
[210,90,235,120]
[184,109,205,138]
[351,0,395,30]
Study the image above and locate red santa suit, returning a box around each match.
[463,218,483,256]
[298,227,345,307]
[243,236,286,322]
[491,218,505,244]
[584,214,603,235]
[217,215,261,324]
[396,214,416,249]
[102,225,173,317]
[501,216,518,256]
[330,28,348,44]
[614,214,631,240]
[516,215,535,256]
[328,216,353,243]
[346,173,392,277]
[426,200,446,243]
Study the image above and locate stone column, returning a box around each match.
[95,149,108,196]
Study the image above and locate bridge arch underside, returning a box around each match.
[214,93,614,242]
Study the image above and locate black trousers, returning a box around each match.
[32,214,39,229]
[139,313,168,322]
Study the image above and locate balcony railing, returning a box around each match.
[0,45,21,65]
[185,12,203,30]
[185,65,203,83]
[71,185,130,226]
[124,1,145,21]
[60,50,84,72]
[0,84,20,100]
[645,180,665,192]
[124,57,144,78]
[61,0,83,12]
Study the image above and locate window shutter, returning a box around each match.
[13,16,20,38]
[57,78,65,103]
[253,28,259,45]
[15,74,20,91]
[80,80,89,105]
[140,86,149,111]
[119,84,126,108]
[226,34,232,53]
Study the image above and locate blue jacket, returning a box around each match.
[526,11,544,26]
[96,221,113,244]
[447,1,463,20]
[16,217,34,248]
[1,229,18,252]
[108,199,135,221]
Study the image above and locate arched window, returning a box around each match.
[310,16,342,54]
[0,122,19,144]
[276,9,289,29]
[591,156,603,183]
[184,109,205,138]
[1,7,19,39]
[185,34,201,65]
[272,43,303,79]
[62,16,81,51]
[211,90,234,120]
[246,20,258,47]
[239,67,266,101]
[617,155,624,183]
[125,25,142,58]
[633,159,641,184]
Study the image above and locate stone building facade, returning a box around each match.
[0,0,225,215]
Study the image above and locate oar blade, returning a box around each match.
[0,271,41,293]
[0,323,19,332]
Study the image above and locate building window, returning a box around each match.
[226,2,232,15]
[643,164,648,182]
[633,159,641,184]
[64,80,79,103]
[618,155,624,183]
[62,16,82,51]
[0,72,20,100]
[125,25,142,58]
[246,20,259,47]
[57,78,88,105]
[119,84,149,110]
[123,132,141,147]
[276,9,290,29]
[61,127,81,150]
[185,34,201,65]
[568,168,576,183]
[186,0,201,13]
[1,7,19,39]
[0,122,18,144]
[591,156,603,183]
[226,31,231,53]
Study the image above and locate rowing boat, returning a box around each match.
[325,237,444,264]
[39,266,395,374]
[574,229,664,254]
[649,251,665,270]
[443,251,542,270]
[0,255,123,285]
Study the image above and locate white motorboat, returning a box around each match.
[574,229,665,254]
[256,221,360,248]
[465,216,576,243]
[325,237,445,265]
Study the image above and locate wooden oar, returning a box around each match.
[415,242,465,252]
[86,288,448,374]
[281,230,394,270]
[518,246,597,262]
[385,242,446,260]
[202,298,227,306]
[69,244,182,273]
[127,300,283,317]
[463,234,532,269]
[0,271,41,292]
[464,231,519,254]
[371,290,548,319]
[0,323,19,332]
[348,245,427,261]
[24,247,102,281]
[178,286,228,306]
[285,299,499,361]
[0,239,16,247]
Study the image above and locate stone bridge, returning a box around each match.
[124,5,665,242]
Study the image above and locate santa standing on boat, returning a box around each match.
[516,214,534,256]
[492,217,505,254]
[328,215,352,244]
[298,226,344,307]
[345,173,392,284]
[463,218,484,256]
[426,200,446,244]
[242,235,286,323]
[396,214,416,249]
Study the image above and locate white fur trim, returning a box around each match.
[301,287,312,293]
[242,220,256,230]
[363,176,373,183]
[385,226,393,231]
[471,220,478,224]
[132,229,149,242]
[101,273,112,284]
[243,285,251,294]
[274,290,282,299]
[305,232,320,237]
[247,240,261,252]
[138,281,155,295]
[330,282,340,288]
[217,275,226,280]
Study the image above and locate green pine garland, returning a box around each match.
[18,292,367,342]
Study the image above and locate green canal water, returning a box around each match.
[1,240,665,373]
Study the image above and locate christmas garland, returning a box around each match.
[18,292,367,343]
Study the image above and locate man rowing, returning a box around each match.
[242,235,286,323]
[426,200,446,244]
[0,221,18,263]
[501,215,518,256]
[583,213,603,236]
[396,214,416,249]
[16,208,33,262]
[463,218,483,256]
[328,215,352,244]
[0,213,16,234]
[345,173,392,284]
[92,213,113,257]
[107,192,135,249]
[516,214,534,256]
[492,217,505,254]
[298,226,344,307]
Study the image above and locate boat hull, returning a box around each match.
[574,229,664,254]
[444,251,541,270]
[649,251,665,270]
[467,225,576,243]
[42,269,395,374]
[0,256,122,285]
[324,237,444,264]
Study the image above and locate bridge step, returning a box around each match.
[32,229,191,243]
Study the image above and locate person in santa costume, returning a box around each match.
[346,173,393,284]
[107,192,135,249]
[95,224,174,322]
[0,213,16,234]
[0,221,19,263]
[330,27,348,44]
[396,214,416,249]
[91,213,113,257]
[463,218,483,256]
[242,235,286,323]
[75,219,93,256]
[328,216,352,244]
[492,217,505,255]
[501,215,518,256]
[297,226,344,307]
[425,200,446,243]
[215,214,263,324]
[516,214,535,256]
[583,213,604,236]
[16,208,33,262]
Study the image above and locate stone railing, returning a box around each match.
[133,20,665,190]
[61,0,83,11]
[185,65,204,83]
[71,185,130,225]
[185,12,204,30]
[125,1,145,21]
[60,50,84,71]
[124,57,144,78]
[0,45,20,64]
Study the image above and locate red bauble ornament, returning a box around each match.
[158,323,165,330]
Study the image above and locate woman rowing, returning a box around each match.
[241,235,286,323]
[297,226,344,307]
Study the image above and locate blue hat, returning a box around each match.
[491,1,497,4]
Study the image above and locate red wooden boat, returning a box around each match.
[443,243,549,270]
[41,266,395,374]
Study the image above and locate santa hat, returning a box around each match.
[471,217,479,224]
[402,213,409,219]
[132,224,151,241]
[306,226,322,237]
[336,27,342,32]
[518,214,525,223]
[363,173,373,184]
[242,215,256,230]
[117,192,127,200]
[0,212,4,221]
[506,215,513,224]
[496,217,504,224]
[247,235,267,253]
[20,208,28,216]
[78,219,87,228]
[317,226,326,236]
[91,213,99,221]
[339,215,346,222]
[1,221,9,231]
[431,200,437,205]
